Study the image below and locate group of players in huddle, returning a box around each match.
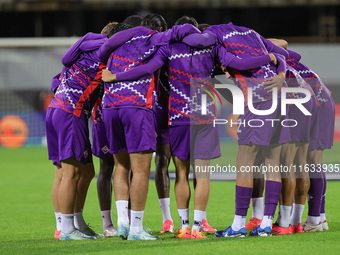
[46,13,334,241]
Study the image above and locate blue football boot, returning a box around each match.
[249,225,272,236]
[215,226,247,238]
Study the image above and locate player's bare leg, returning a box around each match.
[113,151,130,239]
[51,164,62,238]
[74,163,95,213]
[193,162,211,206]
[193,163,217,233]
[173,156,191,209]
[293,143,310,204]
[291,143,312,231]
[155,144,171,199]
[192,159,210,235]
[155,144,174,233]
[52,165,62,214]
[57,158,95,240]
[97,157,116,236]
[280,143,298,205]
[113,151,130,202]
[246,150,264,231]
[58,158,81,234]
[97,157,114,212]
[236,144,258,186]
[274,142,298,233]
[73,163,103,238]
[129,150,153,234]
[173,156,191,236]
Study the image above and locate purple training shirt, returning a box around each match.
[286,49,331,105]
[101,24,201,110]
[203,23,289,104]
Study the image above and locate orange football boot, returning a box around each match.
[191,229,207,239]
[245,217,262,231]
[175,226,191,239]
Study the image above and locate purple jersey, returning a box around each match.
[137,43,271,125]
[157,44,233,125]
[49,33,107,118]
[205,23,288,104]
[286,50,331,105]
[286,65,315,100]
[102,24,201,110]
[103,29,158,109]
[113,33,273,125]
[50,71,61,93]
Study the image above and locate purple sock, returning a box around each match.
[320,171,327,214]
[263,180,282,217]
[235,185,253,216]
[308,166,324,217]
[308,179,324,216]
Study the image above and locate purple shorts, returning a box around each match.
[309,97,335,151]
[46,107,92,165]
[92,120,112,159]
[288,96,318,143]
[237,99,291,146]
[154,104,169,145]
[103,107,157,154]
[169,124,221,161]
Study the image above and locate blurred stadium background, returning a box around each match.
[0,0,340,152]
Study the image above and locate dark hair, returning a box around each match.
[108,23,133,38]
[198,23,210,32]
[175,16,198,28]
[101,22,118,35]
[141,13,168,32]
[123,15,142,27]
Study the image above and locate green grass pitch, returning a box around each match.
[0,143,339,254]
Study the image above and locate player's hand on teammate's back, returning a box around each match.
[263,72,285,92]
[102,69,117,83]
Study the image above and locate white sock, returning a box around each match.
[251,197,263,220]
[128,209,131,223]
[101,209,114,230]
[130,210,144,233]
[276,211,281,225]
[55,212,62,231]
[61,214,75,234]
[278,205,291,228]
[320,213,326,222]
[260,215,273,229]
[202,211,207,221]
[192,210,205,232]
[74,211,88,231]
[290,203,305,226]
[116,200,129,225]
[307,215,321,225]
[159,198,172,223]
[231,215,246,231]
[178,208,189,230]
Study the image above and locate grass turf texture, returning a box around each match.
[0,144,339,254]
